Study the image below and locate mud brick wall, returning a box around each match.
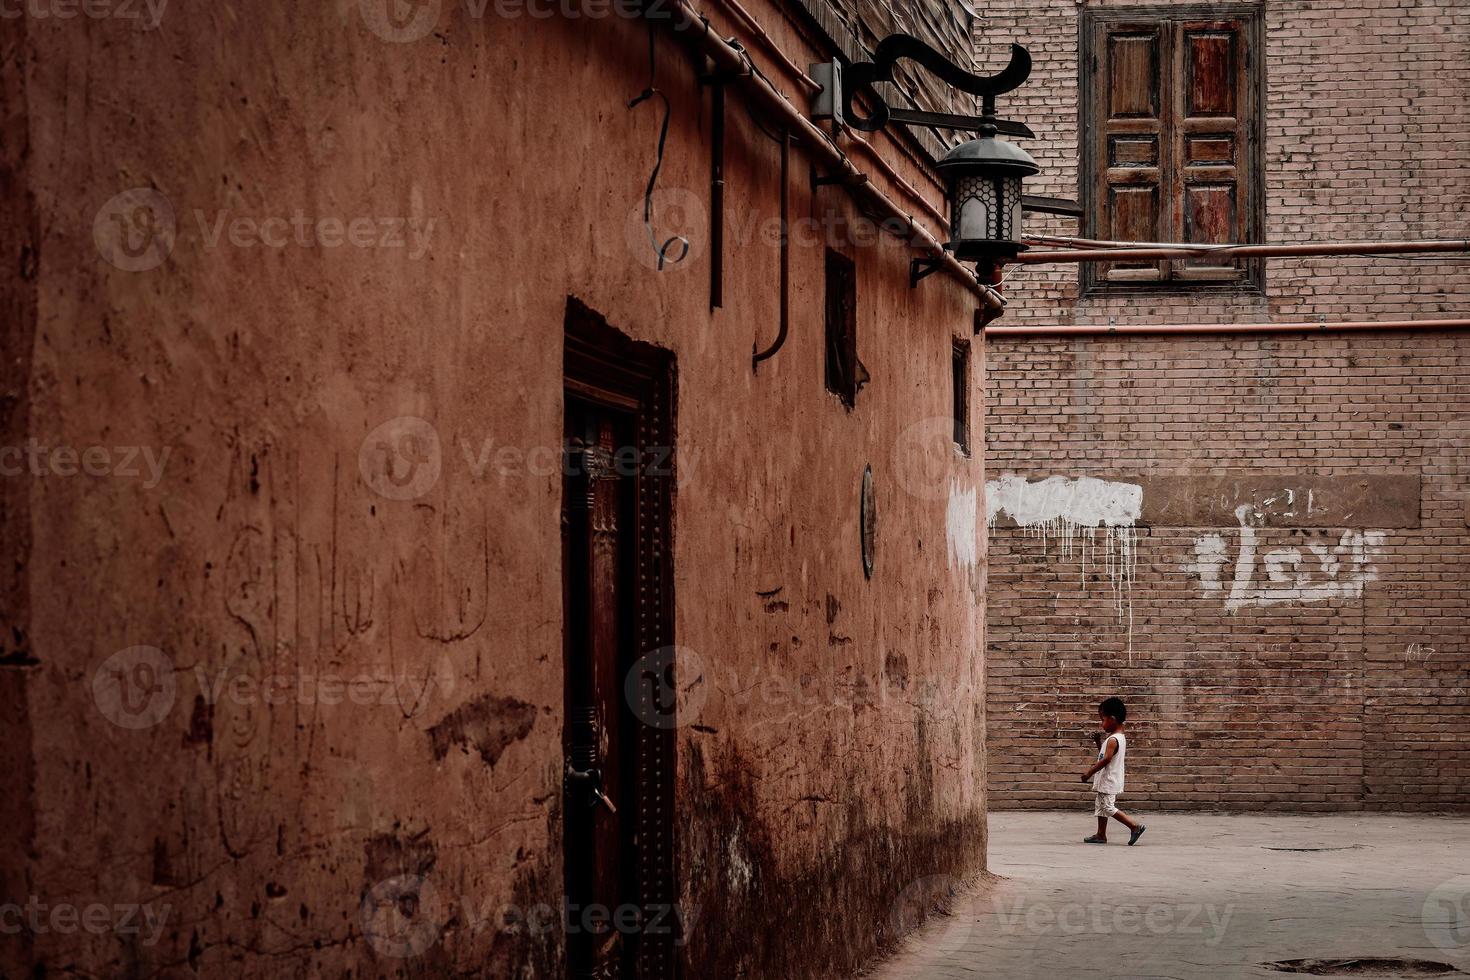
[2,1,989,977]
[975,0,1470,811]
[984,333,1470,811]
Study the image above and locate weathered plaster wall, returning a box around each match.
[3,1,987,976]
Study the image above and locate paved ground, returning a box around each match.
[870,811,1470,980]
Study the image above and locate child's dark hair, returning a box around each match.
[1100,697,1127,723]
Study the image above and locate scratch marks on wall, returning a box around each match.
[1188,504,1386,612]
[985,474,1142,642]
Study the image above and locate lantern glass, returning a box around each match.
[1001,175,1022,241]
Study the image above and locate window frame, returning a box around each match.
[951,338,971,457]
[1078,3,1267,296]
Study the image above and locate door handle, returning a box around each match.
[566,765,618,813]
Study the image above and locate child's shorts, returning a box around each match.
[1094,792,1119,817]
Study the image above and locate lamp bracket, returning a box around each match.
[910,255,944,289]
[842,35,1033,134]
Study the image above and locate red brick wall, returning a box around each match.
[978,0,1470,811]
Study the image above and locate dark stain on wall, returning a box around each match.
[679,734,984,980]
[427,694,538,769]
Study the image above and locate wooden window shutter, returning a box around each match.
[1084,6,1262,289]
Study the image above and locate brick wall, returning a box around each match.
[978,0,1470,811]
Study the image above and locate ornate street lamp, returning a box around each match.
[935,129,1039,263]
[819,36,1056,292]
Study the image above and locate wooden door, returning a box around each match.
[562,298,678,980]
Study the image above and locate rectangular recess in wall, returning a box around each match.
[952,339,971,455]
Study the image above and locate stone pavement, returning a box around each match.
[868,811,1470,979]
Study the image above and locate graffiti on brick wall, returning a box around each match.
[1187,504,1386,613]
[985,475,1142,643]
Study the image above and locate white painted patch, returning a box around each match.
[1186,504,1387,612]
[946,482,979,571]
[985,474,1142,652]
[985,474,1142,529]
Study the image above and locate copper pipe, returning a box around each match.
[1015,239,1470,264]
[845,130,950,231]
[706,0,822,93]
[984,318,1470,338]
[651,0,1004,311]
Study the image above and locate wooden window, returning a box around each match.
[1081,5,1264,290]
[824,248,858,409]
[952,339,971,455]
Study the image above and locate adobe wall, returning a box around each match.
[2,2,988,976]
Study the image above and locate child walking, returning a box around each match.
[1080,696,1146,845]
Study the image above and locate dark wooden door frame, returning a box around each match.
[563,297,679,980]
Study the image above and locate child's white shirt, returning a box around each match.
[1092,731,1126,795]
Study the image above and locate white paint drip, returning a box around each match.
[946,482,979,571]
[985,475,1142,653]
[1187,504,1386,612]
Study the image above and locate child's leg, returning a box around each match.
[1096,816,1108,838]
[1111,809,1140,831]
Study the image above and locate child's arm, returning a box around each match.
[1079,736,1117,782]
